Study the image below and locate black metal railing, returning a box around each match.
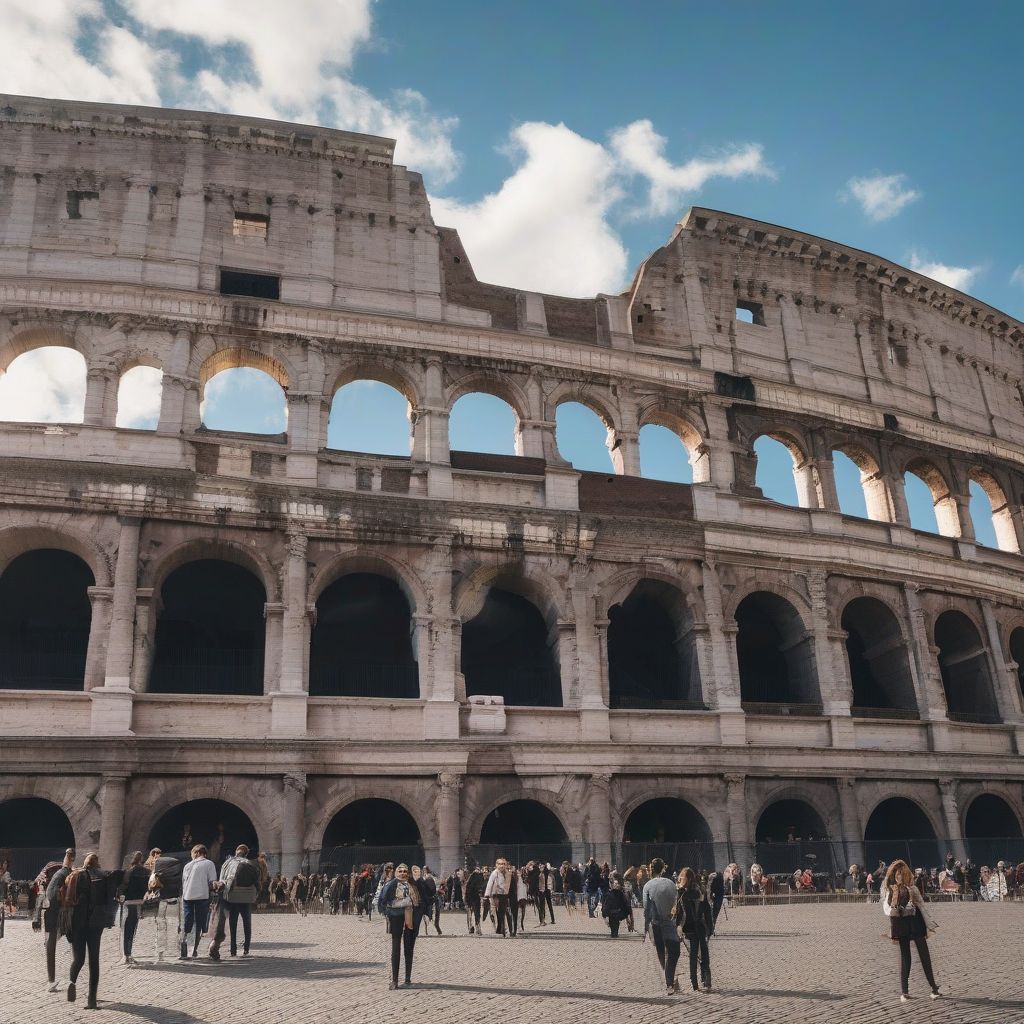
[465,666,562,707]
[741,701,824,717]
[0,631,88,690]
[148,647,264,696]
[851,706,920,720]
[947,710,1002,725]
[309,661,420,699]
[610,696,708,711]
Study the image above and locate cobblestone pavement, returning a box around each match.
[4,901,1024,1024]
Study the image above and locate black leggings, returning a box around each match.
[389,919,417,984]
[652,933,681,989]
[69,928,103,1005]
[898,936,937,994]
[45,927,60,983]
[687,930,711,988]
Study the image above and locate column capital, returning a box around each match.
[437,771,464,792]
[283,772,307,795]
[938,777,957,796]
[838,776,858,790]
[590,771,613,790]
[286,531,308,559]
[723,772,746,788]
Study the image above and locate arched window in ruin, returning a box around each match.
[607,580,702,708]
[199,349,289,436]
[0,550,94,690]
[309,573,419,698]
[832,445,892,521]
[903,459,957,536]
[115,365,163,430]
[863,798,938,869]
[149,560,266,696]
[327,380,412,456]
[461,586,562,707]
[735,592,821,710]
[148,799,259,861]
[934,610,999,723]
[0,798,76,877]
[476,800,571,867]
[621,798,714,871]
[0,347,87,423]
[753,434,805,507]
[964,794,1023,865]
[842,597,917,717]
[968,471,1018,552]
[555,401,615,473]
[450,393,519,456]
[755,799,835,874]
[1009,627,1024,700]
[638,424,693,483]
[321,799,424,870]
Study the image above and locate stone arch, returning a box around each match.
[903,455,959,536]
[545,384,619,433]
[0,523,112,585]
[453,560,567,625]
[143,537,280,602]
[0,322,82,374]
[331,359,421,408]
[616,787,723,845]
[596,562,702,622]
[751,783,841,842]
[192,341,294,396]
[636,406,710,483]
[465,787,573,847]
[861,792,944,843]
[968,467,1019,552]
[840,595,918,714]
[932,608,1000,721]
[445,369,530,422]
[962,789,1024,837]
[862,794,942,868]
[724,576,813,626]
[0,776,99,853]
[752,785,840,874]
[831,440,892,521]
[305,785,436,853]
[309,549,428,613]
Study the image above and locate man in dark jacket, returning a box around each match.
[418,867,439,934]
[584,857,602,918]
[463,866,484,934]
[708,870,725,924]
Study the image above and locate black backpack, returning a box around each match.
[232,859,260,888]
[152,857,184,899]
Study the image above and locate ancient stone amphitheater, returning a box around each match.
[1,95,1022,878]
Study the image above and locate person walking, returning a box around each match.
[464,865,484,934]
[378,863,424,989]
[42,848,75,992]
[584,857,602,918]
[675,868,713,992]
[116,851,149,966]
[600,872,632,937]
[180,845,218,959]
[484,858,513,936]
[538,861,556,925]
[881,859,941,1003]
[642,858,681,996]
[65,853,122,1010]
[707,868,725,926]
[148,850,184,962]
[208,845,259,959]
[419,866,441,935]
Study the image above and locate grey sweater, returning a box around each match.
[641,875,677,932]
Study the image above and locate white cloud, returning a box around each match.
[115,366,163,429]
[1011,265,1024,287]
[610,120,773,217]
[0,348,86,422]
[908,252,982,292]
[845,173,921,222]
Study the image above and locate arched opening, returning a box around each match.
[607,580,702,709]
[0,550,94,690]
[903,460,957,537]
[833,450,867,518]
[833,445,891,522]
[555,401,614,473]
[620,798,714,872]
[320,799,424,870]
[969,471,1018,553]
[149,560,266,696]
[964,794,1024,866]
[201,368,287,435]
[755,799,835,875]
[0,347,86,423]
[638,424,693,483]
[863,798,939,870]
[147,799,259,866]
[327,380,412,456]
[474,799,571,868]
[842,597,918,717]
[309,573,419,698]
[450,392,519,456]
[753,434,801,506]
[115,365,163,430]
[934,610,999,723]
[0,798,76,878]
[735,592,820,710]
[1009,627,1024,699]
[461,586,561,707]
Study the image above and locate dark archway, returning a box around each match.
[735,592,820,709]
[147,799,259,867]
[320,799,424,871]
[863,798,939,870]
[310,573,419,698]
[842,598,917,717]
[474,799,571,868]
[608,581,702,709]
[461,587,561,707]
[1009,627,1024,700]
[0,549,94,690]
[621,798,714,872]
[934,611,999,723]
[964,794,1024,866]
[0,797,76,878]
[149,560,266,695]
[755,799,834,875]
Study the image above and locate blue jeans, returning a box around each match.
[585,887,598,916]
[182,899,210,952]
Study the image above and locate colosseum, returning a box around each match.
[1,94,1022,881]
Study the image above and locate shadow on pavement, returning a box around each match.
[723,987,844,1002]
[127,955,379,981]
[101,1003,211,1024]
[416,982,673,1006]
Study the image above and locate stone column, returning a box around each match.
[980,600,1024,726]
[272,533,309,737]
[157,331,193,435]
[281,772,307,876]
[608,430,640,477]
[837,778,865,869]
[436,772,463,875]
[103,518,141,690]
[938,778,967,863]
[83,367,115,426]
[83,588,112,691]
[556,620,579,709]
[587,773,613,864]
[98,775,128,869]
[724,774,754,870]
[902,585,949,744]
[129,588,156,692]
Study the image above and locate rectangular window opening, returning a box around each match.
[232,211,270,240]
[735,300,765,326]
[66,190,100,220]
[219,268,280,300]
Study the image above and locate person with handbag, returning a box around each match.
[64,852,123,1010]
[882,859,941,1003]
[600,872,632,937]
[41,848,75,993]
[674,868,714,992]
[377,863,424,988]
[642,858,681,996]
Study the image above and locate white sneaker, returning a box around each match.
[900,994,912,1003]
[46,982,60,993]
[114,958,128,967]
[930,990,941,1000]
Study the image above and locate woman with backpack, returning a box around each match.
[377,863,424,989]
[674,867,714,993]
[64,852,123,1009]
[41,848,75,993]
[881,859,941,1003]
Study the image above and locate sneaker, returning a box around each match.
[667,986,676,997]
[115,958,128,967]
[46,982,60,993]
[191,951,199,959]
[208,948,221,962]
[403,979,412,987]
[900,994,912,1003]
[930,990,941,1000]
[242,951,251,958]
[67,982,77,1003]
[703,983,713,993]
[388,980,397,990]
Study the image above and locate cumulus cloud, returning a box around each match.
[115,366,163,429]
[908,252,982,292]
[845,173,921,222]
[0,349,86,422]
[1011,265,1024,287]
[610,120,773,217]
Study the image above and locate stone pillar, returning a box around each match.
[700,560,742,716]
[724,774,754,870]
[157,331,193,435]
[812,457,840,512]
[83,367,115,427]
[608,430,640,477]
[436,772,463,875]
[701,401,736,492]
[129,588,156,692]
[902,585,949,745]
[938,778,967,863]
[979,602,1024,749]
[272,533,309,737]
[556,620,579,709]
[587,773,613,864]
[837,778,865,869]
[888,473,911,527]
[83,588,112,691]
[98,775,128,869]
[794,459,823,509]
[807,570,855,747]
[281,772,307,876]
[103,518,141,690]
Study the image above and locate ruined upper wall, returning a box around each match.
[628,208,1024,443]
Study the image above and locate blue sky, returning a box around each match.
[1,1,1019,545]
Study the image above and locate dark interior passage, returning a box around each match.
[755,799,835,874]
[863,798,939,869]
[621,797,715,872]
[608,581,701,708]
[736,592,820,706]
[310,573,418,697]
[0,549,93,690]
[462,587,561,706]
[320,799,423,871]
[150,560,265,695]
[147,799,259,864]
[843,597,917,715]
[934,611,999,722]
[475,799,571,867]
[964,794,1024,866]
[1009,628,1024,699]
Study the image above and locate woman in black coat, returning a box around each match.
[66,853,123,1010]
[600,874,633,937]
[41,849,75,992]
[674,868,714,993]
